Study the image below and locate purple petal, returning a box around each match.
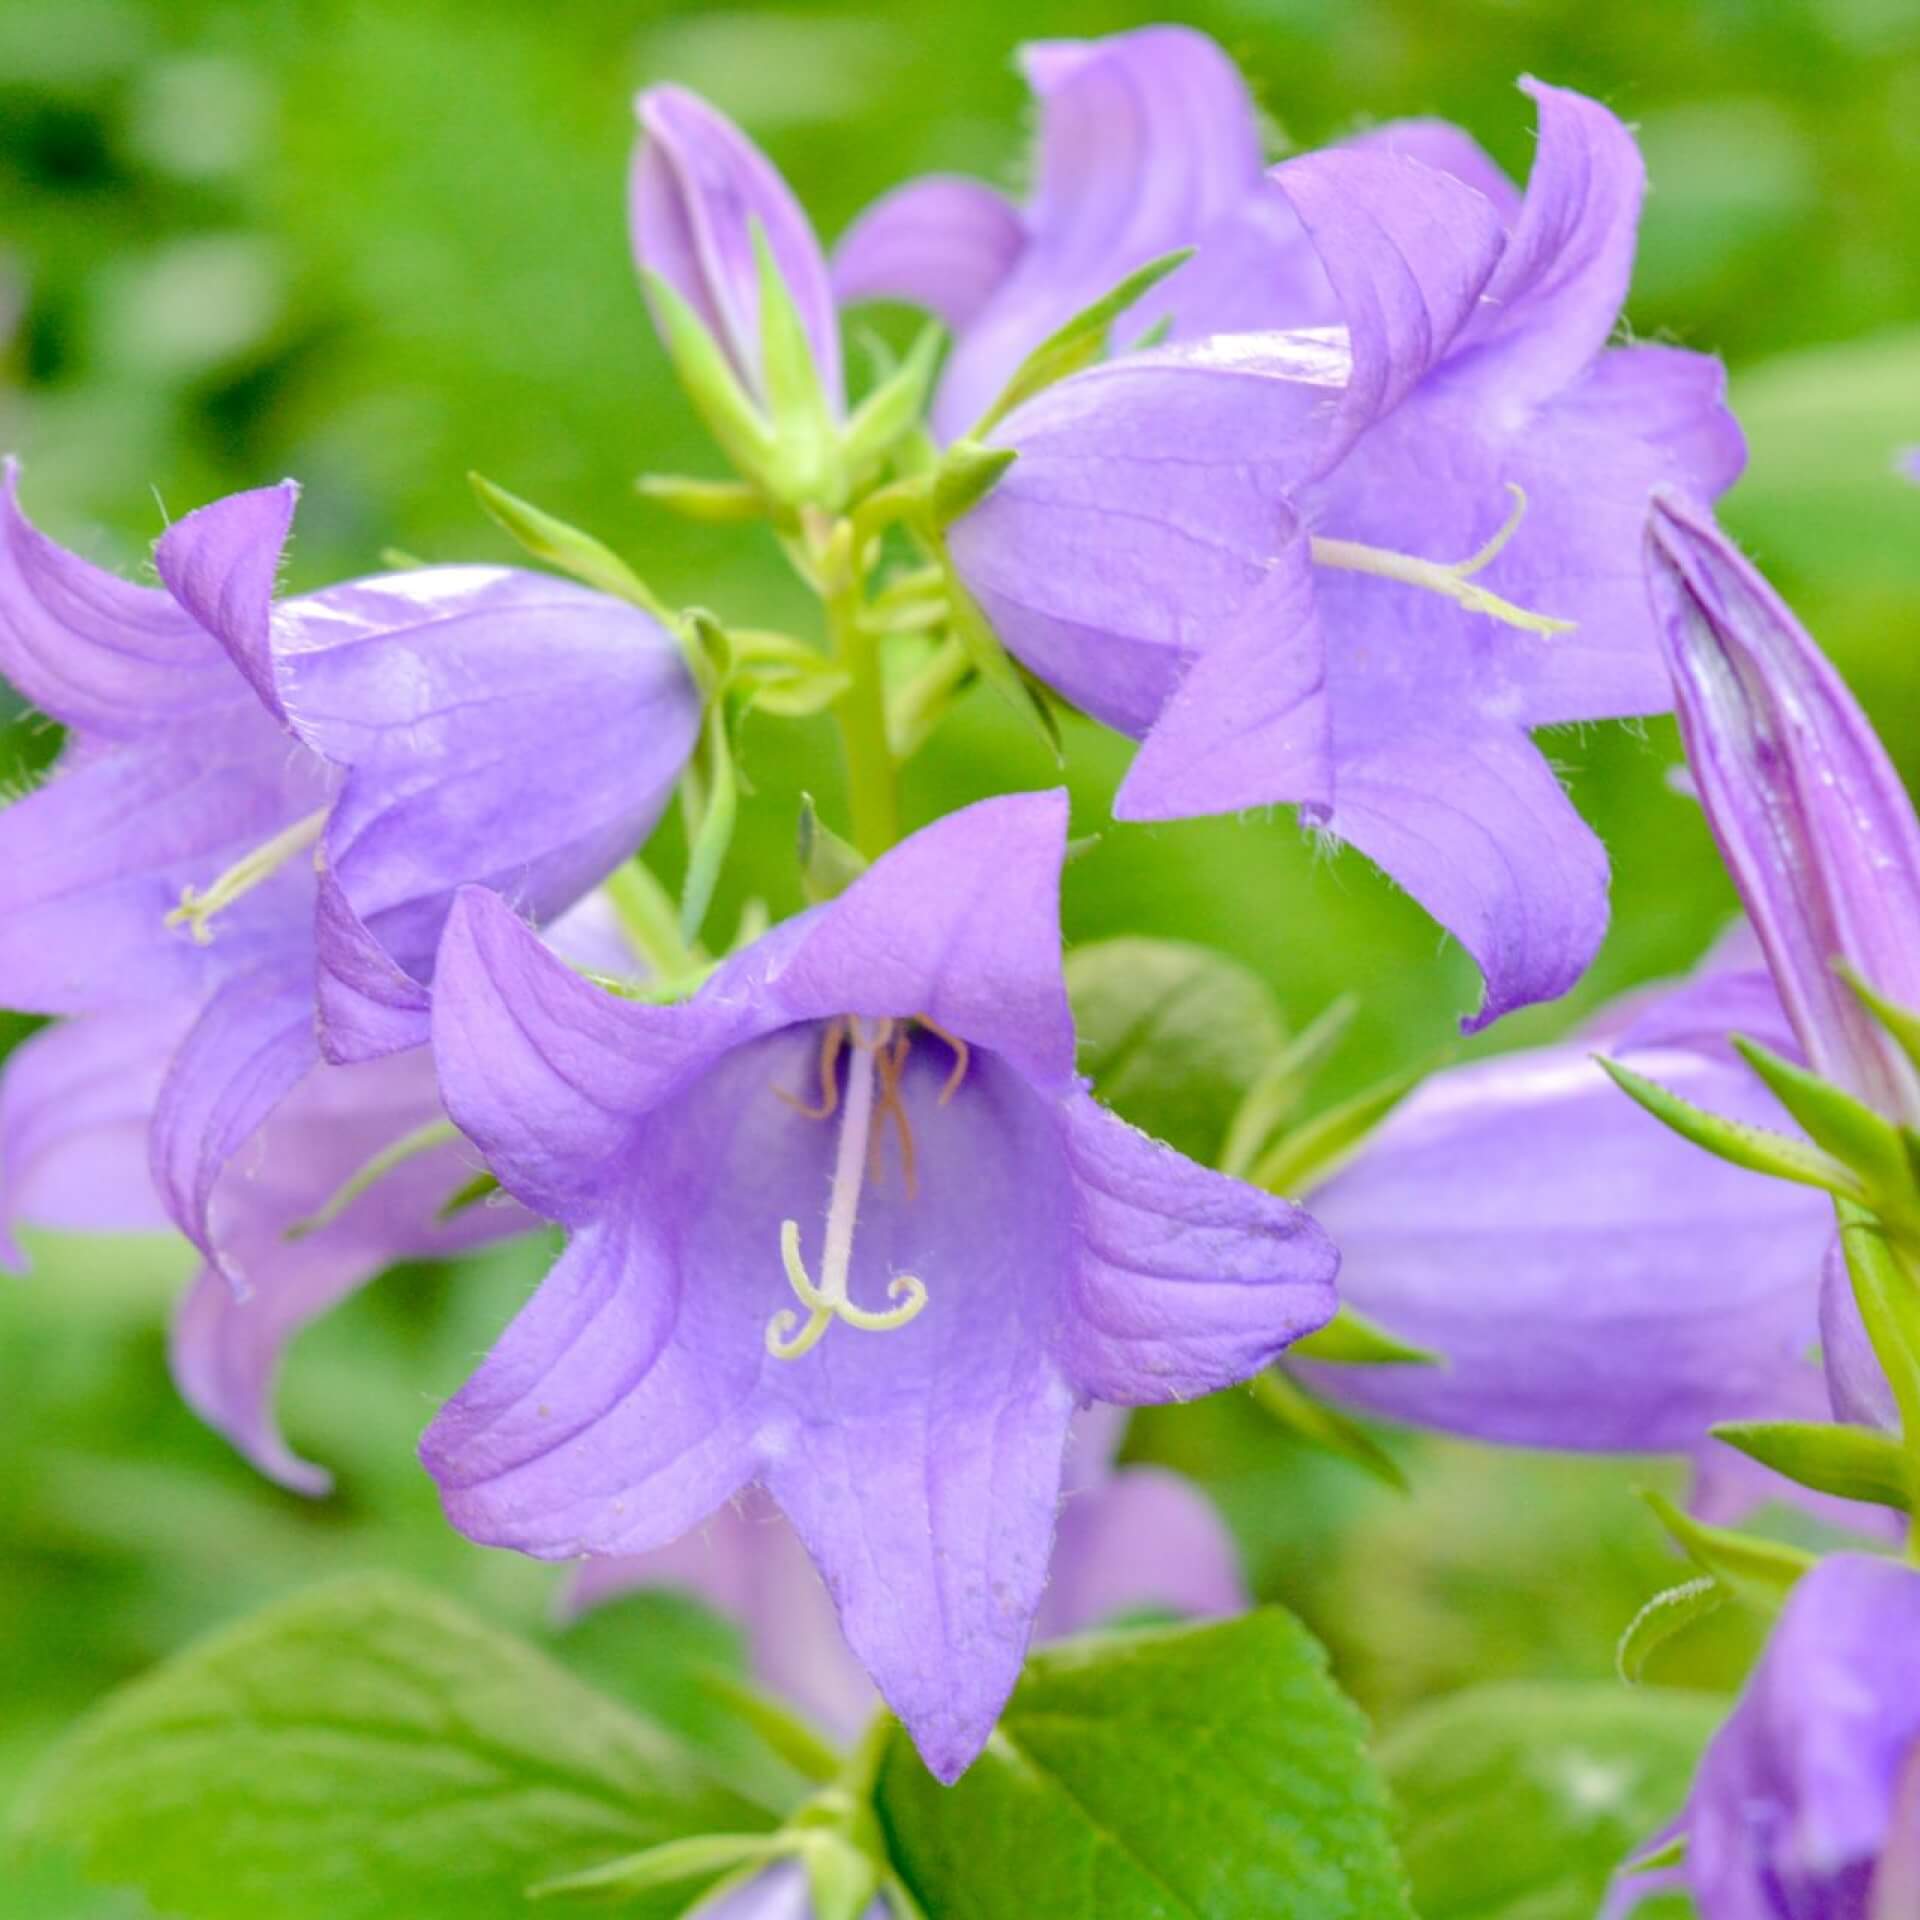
[632,86,842,411]
[1270,144,1506,451]
[169,1046,522,1494]
[830,176,1026,331]
[1112,536,1330,820]
[0,461,236,737]
[1036,1465,1246,1639]
[1609,959,1799,1062]
[0,1008,183,1269]
[949,334,1346,735]
[1647,491,1920,1120]
[1300,1020,1830,1451]
[1056,1087,1337,1404]
[0,718,333,1015]
[1448,78,1645,404]
[1685,1555,1920,1917]
[1347,118,1522,219]
[1822,1234,1899,1434]
[769,791,1077,1086]
[1318,722,1610,1032]
[932,25,1265,437]
[147,957,322,1284]
[152,482,300,723]
[1875,1747,1920,1920]
[311,866,432,1061]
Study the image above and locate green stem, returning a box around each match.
[822,522,901,858]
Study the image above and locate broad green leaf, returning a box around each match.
[877,1612,1414,1920]
[1710,1417,1910,1510]
[1381,1682,1719,1920]
[1065,935,1288,1165]
[15,1575,772,1920]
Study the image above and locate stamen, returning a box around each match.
[915,1016,971,1106]
[871,1025,918,1198]
[766,1014,929,1361]
[774,1015,847,1119]
[1308,484,1574,637]
[166,806,328,946]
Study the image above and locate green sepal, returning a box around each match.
[1253,1369,1408,1492]
[928,440,1018,529]
[436,1169,500,1223]
[379,545,427,569]
[1638,1487,1813,1612]
[691,1671,840,1787]
[797,793,868,905]
[1216,994,1357,1179]
[1710,1416,1911,1511]
[1615,1576,1726,1684]
[1839,962,1920,1081]
[840,322,943,484]
[604,858,700,980]
[793,1827,882,1920]
[286,1119,459,1240]
[1730,1034,1917,1210]
[1597,1054,1866,1199]
[1838,1199,1920,1454]
[753,224,841,507]
[637,474,768,524]
[944,572,1061,761]
[643,268,777,483]
[970,247,1194,435]
[529,1830,783,1902]
[739,663,851,721]
[1627,1835,1689,1875]
[1290,1304,1438,1368]
[678,694,739,946]
[1253,1059,1431,1197]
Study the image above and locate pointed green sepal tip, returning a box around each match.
[1838,960,1920,1081]
[1252,1060,1431,1197]
[641,267,777,480]
[751,222,842,507]
[528,1830,784,1901]
[1595,1052,1866,1199]
[636,473,768,524]
[435,1170,500,1224]
[944,570,1063,764]
[1727,1032,1913,1200]
[678,699,739,946]
[797,792,869,905]
[1290,1304,1439,1368]
[1708,1417,1911,1512]
[1636,1486,1813,1613]
[1251,1369,1409,1493]
[929,441,1018,529]
[840,320,944,482]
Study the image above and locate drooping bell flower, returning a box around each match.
[0,466,699,1276]
[945,82,1743,1030]
[1645,491,1920,1126]
[563,1406,1246,1746]
[832,25,1518,443]
[1296,952,1834,1471]
[421,791,1336,1780]
[1609,1554,1920,1919]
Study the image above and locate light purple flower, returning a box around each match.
[0,465,699,1274]
[633,85,843,414]
[421,790,1335,1780]
[1614,1554,1920,1919]
[561,1407,1246,1745]
[1298,956,1834,1464]
[946,83,1743,1029]
[1646,491,1920,1125]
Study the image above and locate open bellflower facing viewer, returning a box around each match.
[419,792,1337,1781]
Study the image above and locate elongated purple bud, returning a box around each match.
[1646,491,1920,1122]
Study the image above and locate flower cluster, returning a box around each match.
[5,21,1919,1917]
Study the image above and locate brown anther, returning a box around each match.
[871,1025,919,1198]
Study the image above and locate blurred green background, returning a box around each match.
[2,0,1918,1912]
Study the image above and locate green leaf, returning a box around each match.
[1710,1417,1911,1510]
[1255,1060,1429,1196]
[1597,1054,1864,1199]
[1616,1577,1728,1684]
[13,1575,773,1920]
[1638,1488,1814,1611]
[1063,936,1288,1165]
[1290,1304,1438,1368]
[971,248,1194,435]
[1253,1369,1410,1492]
[531,1831,783,1903]
[877,1611,1414,1920]
[1380,1682,1721,1920]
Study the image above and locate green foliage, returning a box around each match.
[877,1611,1414,1920]
[14,1576,773,1920]
[1381,1682,1719,1920]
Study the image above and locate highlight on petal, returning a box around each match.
[831,175,1026,331]
[1316,722,1610,1032]
[1646,491,1920,1120]
[632,84,842,410]
[1057,1087,1337,1404]
[770,790,1077,1085]
[0,460,235,738]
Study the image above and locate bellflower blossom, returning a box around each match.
[1610,1554,1920,1920]
[1646,491,1920,1124]
[946,82,1743,1028]
[1298,955,1837,1476]
[0,467,700,1278]
[421,790,1336,1780]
